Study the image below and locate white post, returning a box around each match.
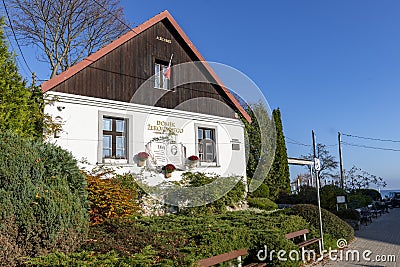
[316,168,324,251]
[312,131,324,251]
[237,255,242,267]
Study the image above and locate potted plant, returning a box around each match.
[187,155,199,168]
[137,152,149,167]
[163,163,176,178]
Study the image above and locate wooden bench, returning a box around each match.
[197,249,266,267]
[285,229,322,261]
[368,204,382,218]
[358,208,373,225]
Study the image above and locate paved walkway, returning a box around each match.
[321,208,400,267]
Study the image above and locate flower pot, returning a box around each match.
[138,160,146,167]
[165,172,172,178]
[188,161,198,168]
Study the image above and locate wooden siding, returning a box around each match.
[52,19,237,119]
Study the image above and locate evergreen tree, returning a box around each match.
[0,18,43,139]
[267,108,291,199]
[243,102,275,198]
[243,105,261,180]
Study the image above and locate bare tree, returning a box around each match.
[302,143,339,185]
[345,165,387,191]
[8,0,129,78]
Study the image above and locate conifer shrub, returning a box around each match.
[25,248,159,267]
[82,211,310,266]
[247,197,278,211]
[175,172,246,215]
[250,183,270,198]
[0,132,88,265]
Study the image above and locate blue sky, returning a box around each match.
[3,1,400,189]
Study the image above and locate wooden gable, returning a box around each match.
[42,11,251,121]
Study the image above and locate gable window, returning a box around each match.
[154,60,169,90]
[198,127,216,162]
[102,117,126,159]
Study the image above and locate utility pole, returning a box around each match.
[312,130,324,251]
[338,132,345,189]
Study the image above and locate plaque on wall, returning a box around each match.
[145,141,186,169]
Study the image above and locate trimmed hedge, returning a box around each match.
[247,197,278,211]
[0,132,88,265]
[289,204,354,248]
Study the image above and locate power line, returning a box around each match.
[342,141,400,152]
[324,143,338,147]
[342,133,400,143]
[287,141,311,147]
[2,0,33,74]
[286,137,311,147]
[2,25,30,77]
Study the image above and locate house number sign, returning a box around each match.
[156,36,172,44]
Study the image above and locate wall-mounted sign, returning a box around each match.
[156,36,172,44]
[147,120,184,135]
[145,141,185,169]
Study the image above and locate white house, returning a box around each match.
[42,10,250,182]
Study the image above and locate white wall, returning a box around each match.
[45,92,247,180]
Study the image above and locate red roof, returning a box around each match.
[41,10,251,123]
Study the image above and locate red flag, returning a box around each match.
[164,54,173,80]
[164,66,171,80]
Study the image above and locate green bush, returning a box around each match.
[276,186,317,205]
[250,183,270,198]
[320,185,347,211]
[289,204,354,248]
[276,190,299,204]
[0,132,88,265]
[83,211,309,266]
[175,172,246,215]
[347,194,373,209]
[334,209,361,221]
[353,189,381,201]
[296,186,318,204]
[247,197,278,211]
[25,247,158,267]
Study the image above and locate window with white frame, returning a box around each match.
[154,60,169,90]
[198,127,216,162]
[102,117,127,159]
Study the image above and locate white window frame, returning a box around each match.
[154,61,169,90]
[98,111,134,165]
[195,124,219,167]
